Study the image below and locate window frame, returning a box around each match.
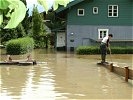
[108,5,118,17]
[93,7,98,14]
[98,29,109,39]
[77,9,85,16]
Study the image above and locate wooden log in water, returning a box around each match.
[18,62,34,66]
[0,61,19,65]
[0,61,36,66]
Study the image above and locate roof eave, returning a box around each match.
[55,0,85,14]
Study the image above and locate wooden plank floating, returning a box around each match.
[97,62,133,82]
[0,61,19,65]
[0,61,37,66]
[18,62,35,66]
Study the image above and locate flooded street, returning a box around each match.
[0,49,133,100]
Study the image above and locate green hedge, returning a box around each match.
[76,46,100,55]
[110,47,133,54]
[6,37,34,55]
[76,46,133,55]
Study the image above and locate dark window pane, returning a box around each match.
[109,10,112,12]
[104,33,106,37]
[100,34,102,38]
[113,13,117,16]
[109,13,112,16]
[70,40,74,42]
[94,9,97,12]
[109,6,112,9]
[114,6,117,9]
[104,31,106,33]
[79,10,83,14]
[114,10,117,12]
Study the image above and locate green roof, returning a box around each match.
[56,0,85,13]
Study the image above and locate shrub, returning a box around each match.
[6,37,34,55]
[76,46,133,55]
[76,46,100,55]
[111,47,133,54]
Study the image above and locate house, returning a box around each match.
[55,0,133,51]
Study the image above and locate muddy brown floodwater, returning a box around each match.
[0,49,133,100]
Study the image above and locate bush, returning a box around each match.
[76,46,100,55]
[6,37,34,55]
[111,47,133,54]
[76,46,133,55]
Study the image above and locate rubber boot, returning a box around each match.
[101,55,106,63]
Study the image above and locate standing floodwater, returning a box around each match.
[0,49,132,100]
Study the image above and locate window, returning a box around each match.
[108,5,118,17]
[93,7,98,14]
[77,9,84,16]
[70,39,74,42]
[98,29,109,39]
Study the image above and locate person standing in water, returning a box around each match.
[100,34,113,63]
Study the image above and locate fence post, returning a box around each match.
[125,67,129,82]
[110,63,114,72]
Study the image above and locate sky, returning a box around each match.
[26,0,54,15]
[26,0,74,15]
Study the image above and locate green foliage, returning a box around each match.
[110,47,133,54]
[6,37,34,55]
[76,46,100,55]
[0,23,26,44]
[45,9,66,30]
[32,6,48,48]
[0,0,71,29]
[0,0,26,28]
[20,0,31,35]
[76,46,133,55]
[21,9,31,35]
[32,6,46,37]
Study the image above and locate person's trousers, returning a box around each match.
[100,43,107,63]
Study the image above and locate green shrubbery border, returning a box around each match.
[76,46,133,55]
[6,37,34,55]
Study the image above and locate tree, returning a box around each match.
[43,8,66,47]
[0,22,26,44]
[45,9,66,30]
[20,0,31,35]
[32,5,47,48]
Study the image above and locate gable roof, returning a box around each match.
[56,0,85,13]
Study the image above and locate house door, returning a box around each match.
[57,32,66,47]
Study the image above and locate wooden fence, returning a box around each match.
[98,63,133,82]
